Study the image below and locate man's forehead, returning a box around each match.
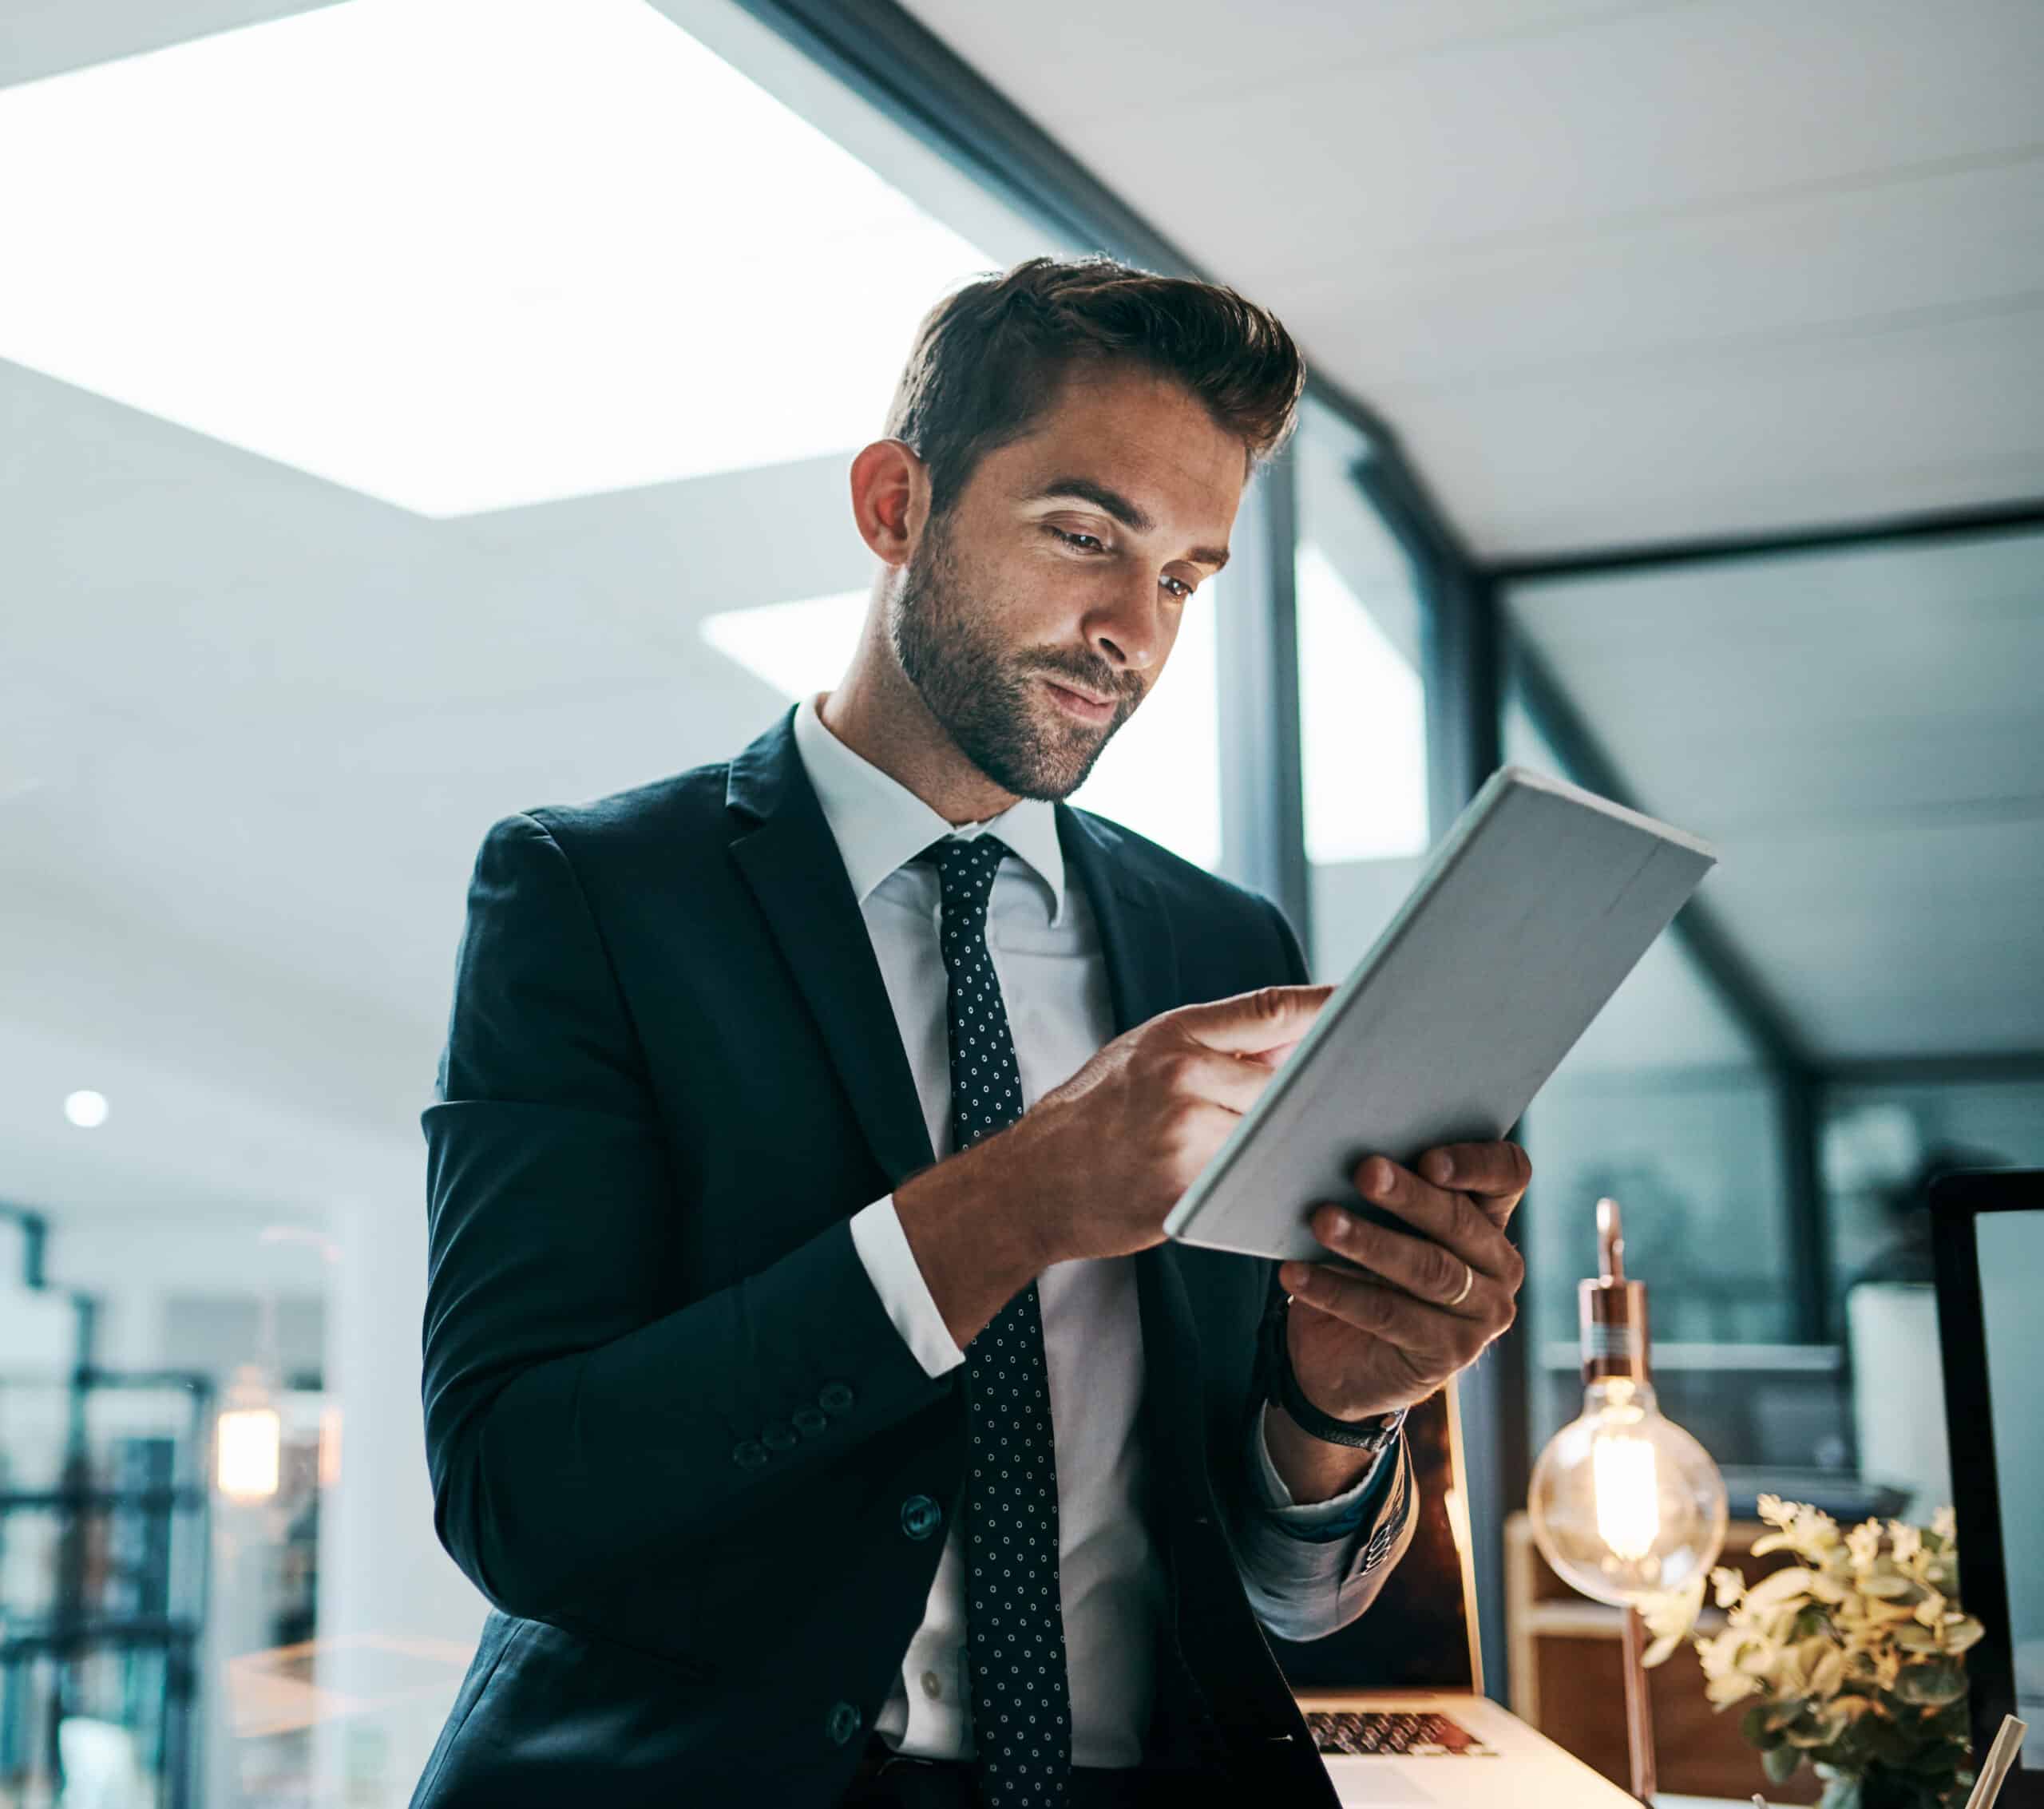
[1034,369,1234,451]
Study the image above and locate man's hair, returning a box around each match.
[883,255,1305,520]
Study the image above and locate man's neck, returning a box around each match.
[818,650,1020,829]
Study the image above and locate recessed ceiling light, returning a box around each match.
[0,0,999,516]
[65,1089,110,1128]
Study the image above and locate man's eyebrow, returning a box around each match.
[1026,476,1231,572]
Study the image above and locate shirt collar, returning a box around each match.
[791,692,1068,924]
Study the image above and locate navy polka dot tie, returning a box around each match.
[928,833,1072,1807]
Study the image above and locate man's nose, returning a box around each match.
[1089,570,1166,673]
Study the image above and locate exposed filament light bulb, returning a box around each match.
[1527,1200,1725,1605]
[1591,1427,1662,1564]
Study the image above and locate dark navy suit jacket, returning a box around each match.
[410,708,1415,1807]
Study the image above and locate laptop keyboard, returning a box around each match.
[1305,1709,1497,1757]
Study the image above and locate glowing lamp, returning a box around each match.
[217,1365,282,1502]
[1527,1199,1726,1802]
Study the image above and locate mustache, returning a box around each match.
[1027,657,1142,710]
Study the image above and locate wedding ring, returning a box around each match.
[1447,1259,1476,1308]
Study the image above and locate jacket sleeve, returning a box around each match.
[1235,1423,1420,1641]
[419,812,955,1622]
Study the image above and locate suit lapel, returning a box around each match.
[727,711,936,1190]
[1054,805,1178,1037]
[1056,808,1214,1477]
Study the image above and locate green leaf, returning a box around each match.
[1896,1661,1967,1707]
[1905,1739,1970,1776]
[1765,1742,1805,1783]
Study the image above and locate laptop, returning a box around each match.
[1283,1378,1637,1807]
[1931,1167,2044,1803]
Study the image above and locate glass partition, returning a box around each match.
[1503,522,2044,1522]
[1293,399,1432,976]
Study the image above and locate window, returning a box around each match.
[1292,399,1431,976]
[1500,613,1843,1506]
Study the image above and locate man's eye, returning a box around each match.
[1163,576,1193,600]
[1049,526,1105,552]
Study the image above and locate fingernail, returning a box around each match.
[1428,1152,1453,1184]
[1370,1157,1395,1193]
[1280,1262,1308,1291]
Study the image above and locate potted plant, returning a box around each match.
[1638,1496,1983,1809]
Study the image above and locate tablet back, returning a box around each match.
[1163,766,1716,1265]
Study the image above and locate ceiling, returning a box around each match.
[898,0,2044,558]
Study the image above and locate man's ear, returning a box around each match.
[848,438,926,570]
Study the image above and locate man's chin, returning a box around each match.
[1015,730,1117,804]
[945,691,1121,802]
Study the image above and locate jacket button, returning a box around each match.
[761,1422,798,1452]
[791,1406,829,1436]
[900,1494,941,1540]
[818,1380,855,1413]
[826,1700,862,1746]
[731,1441,767,1470]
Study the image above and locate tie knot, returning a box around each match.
[925,833,1011,926]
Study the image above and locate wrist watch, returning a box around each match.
[1259,1287,1408,1454]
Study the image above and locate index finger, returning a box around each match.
[1172,984,1333,1058]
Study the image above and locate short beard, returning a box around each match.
[888,509,1138,802]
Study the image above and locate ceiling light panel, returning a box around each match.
[0,0,997,516]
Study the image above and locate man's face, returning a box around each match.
[888,363,1245,802]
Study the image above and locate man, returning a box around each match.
[412,255,1527,1809]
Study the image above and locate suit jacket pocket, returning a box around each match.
[463,1615,714,1761]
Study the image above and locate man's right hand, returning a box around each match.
[892,984,1332,1352]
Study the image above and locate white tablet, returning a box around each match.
[1163,766,1717,1266]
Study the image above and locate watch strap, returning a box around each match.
[1259,1286,1408,1454]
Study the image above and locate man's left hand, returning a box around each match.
[1277,1140,1530,1423]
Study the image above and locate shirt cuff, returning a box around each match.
[847,1194,966,1380]
[1249,1399,1394,1538]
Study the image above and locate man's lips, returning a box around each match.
[1040,677,1118,723]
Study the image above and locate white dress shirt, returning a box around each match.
[791,694,1387,1767]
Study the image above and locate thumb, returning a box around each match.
[1172,984,1333,1057]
